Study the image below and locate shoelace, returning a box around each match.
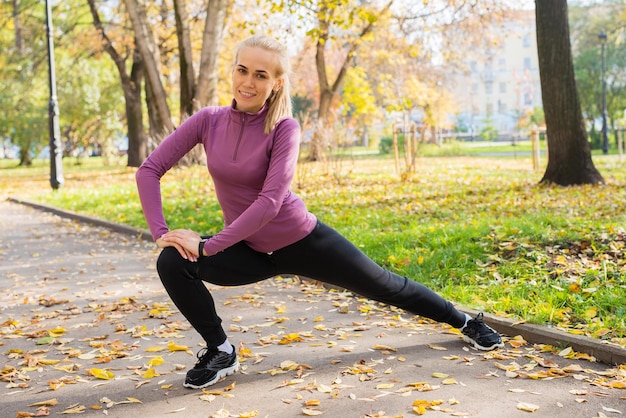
[194,347,219,368]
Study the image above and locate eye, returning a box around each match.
[237,68,247,74]
[256,73,267,79]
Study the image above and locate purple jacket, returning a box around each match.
[135,102,317,256]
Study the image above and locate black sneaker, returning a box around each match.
[461,313,504,351]
[183,345,239,389]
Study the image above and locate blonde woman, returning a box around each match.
[136,35,503,390]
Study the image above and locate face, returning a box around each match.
[232,46,283,113]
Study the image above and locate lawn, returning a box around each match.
[2,144,625,348]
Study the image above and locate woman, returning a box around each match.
[136,35,503,390]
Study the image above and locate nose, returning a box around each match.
[243,74,255,87]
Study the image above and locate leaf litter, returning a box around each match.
[1,204,625,417]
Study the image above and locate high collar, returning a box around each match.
[229,99,268,125]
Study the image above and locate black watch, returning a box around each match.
[198,239,207,258]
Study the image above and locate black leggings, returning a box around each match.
[156,220,466,347]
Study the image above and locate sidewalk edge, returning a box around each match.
[7,197,153,242]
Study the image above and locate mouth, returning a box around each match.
[239,90,256,98]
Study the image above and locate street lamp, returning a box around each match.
[45,0,64,189]
[599,31,608,155]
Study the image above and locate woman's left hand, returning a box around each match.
[159,229,202,262]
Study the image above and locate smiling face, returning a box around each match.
[232,46,284,113]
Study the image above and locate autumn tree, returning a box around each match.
[87,0,148,167]
[125,1,228,125]
[535,0,604,185]
[0,0,125,166]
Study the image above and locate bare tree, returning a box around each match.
[535,0,604,185]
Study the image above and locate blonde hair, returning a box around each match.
[235,35,293,134]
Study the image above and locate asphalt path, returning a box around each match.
[1,199,625,418]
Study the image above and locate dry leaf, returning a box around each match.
[517,402,540,412]
[28,399,58,407]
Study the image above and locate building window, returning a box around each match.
[524,92,533,106]
[498,100,507,113]
[524,57,532,70]
[486,103,494,115]
[472,83,478,93]
[485,82,493,95]
[499,82,506,94]
[523,34,531,47]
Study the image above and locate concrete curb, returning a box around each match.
[7,197,626,367]
[7,197,153,242]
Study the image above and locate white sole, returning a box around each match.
[462,335,504,351]
[183,360,240,389]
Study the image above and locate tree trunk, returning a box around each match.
[535,0,604,185]
[87,0,148,168]
[126,51,148,167]
[173,0,195,119]
[307,0,393,161]
[195,0,229,109]
[124,0,174,137]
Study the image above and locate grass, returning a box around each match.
[2,145,625,348]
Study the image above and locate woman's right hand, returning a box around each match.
[156,230,200,262]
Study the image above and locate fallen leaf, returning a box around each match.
[517,402,540,412]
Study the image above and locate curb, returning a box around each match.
[7,197,153,242]
[6,197,626,367]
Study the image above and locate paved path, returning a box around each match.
[1,199,625,418]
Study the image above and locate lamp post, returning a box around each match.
[599,31,608,155]
[46,0,64,189]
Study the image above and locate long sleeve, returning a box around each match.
[135,110,208,240]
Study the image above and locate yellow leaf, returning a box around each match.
[517,402,540,412]
[432,372,449,378]
[88,368,114,380]
[428,344,448,351]
[28,399,58,407]
[279,333,303,344]
[317,384,332,393]
[280,360,299,370]
[147,356,164,367]
[305,400,321,406]
[584,307,598,319]
[61,405,86,414]
[376,383,395,389]
[146,346,165,352]
[239,410,259,418]
[48,327,66,337]
[167,341,189,352]
[302,408,323,416]
[39,358,61,365]
[442,378,458,385]
[558,347,574,358]
[142,368,159,379]
[372,344,397,352]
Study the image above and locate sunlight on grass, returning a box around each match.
[3,153,625,347]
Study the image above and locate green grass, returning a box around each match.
[2,149,625,347]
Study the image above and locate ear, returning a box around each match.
[273,78,284,92]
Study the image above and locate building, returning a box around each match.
[450,10,542,140]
